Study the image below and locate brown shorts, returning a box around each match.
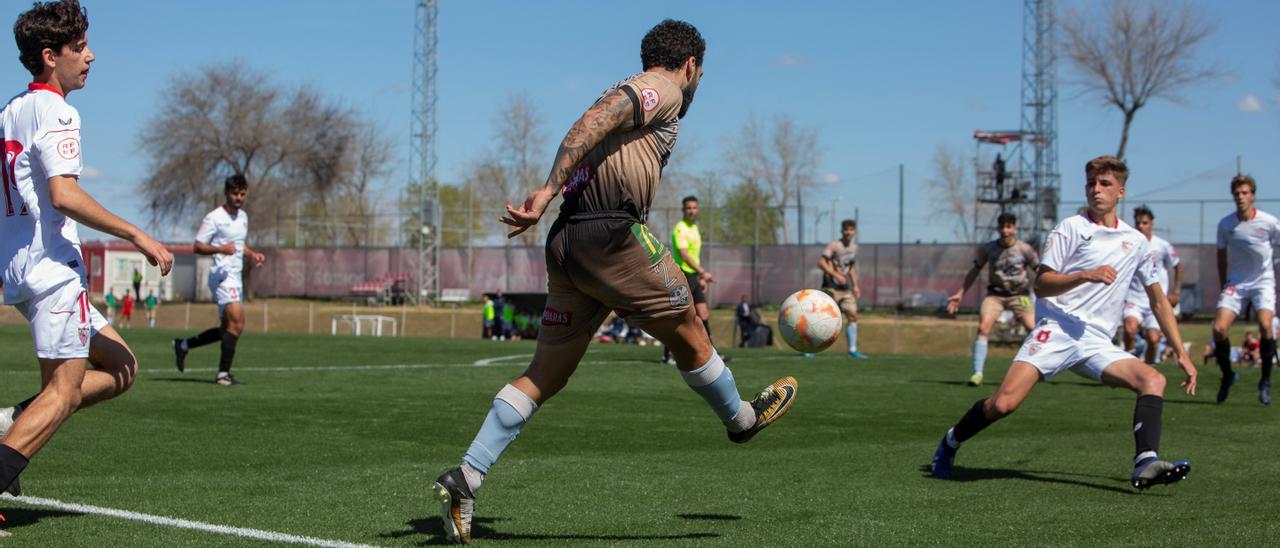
[539,217,692,345]
[981,294,1034,322]
[827,288,858,317]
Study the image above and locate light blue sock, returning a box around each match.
[846,323,858,353]
[462,384,538,474]
[680,351,751,430]
[972,336,989,374]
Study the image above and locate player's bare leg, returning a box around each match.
[1257,308,1275,405]
[932,362,1040,479]
[1122,316,1142,353]
[1211,308,1238,402]
[1142,328,1162,365]
[4,326,137,454]
[1100,359,1190,488]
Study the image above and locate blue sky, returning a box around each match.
[2,0,1277,245]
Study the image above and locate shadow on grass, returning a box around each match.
[381,516,719,545]
[918,464,1153,495]
[0,507,83,529]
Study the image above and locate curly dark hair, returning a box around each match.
[225,173,248,191]
[996,212,1018,227]
[14,0,88,78]
[1133,205,1154,221]
[641,19,704,71]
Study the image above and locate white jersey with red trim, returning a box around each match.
[196,206,248,276]
[1217,208,1280,287]
[0,83,86,303]
[1037,214,1158,338]
[1125,234,1180,308]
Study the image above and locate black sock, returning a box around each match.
[1215,337,1233,378]
[1262,338,1275,384]
[11,394,38,419]
[1133,395,1163,459]
[186,328,221,350]
[218,331,239,374]
[0,444,29,494]
[952,399,997,444]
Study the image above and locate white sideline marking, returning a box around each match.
[0,353,803,376]
[473,353,534,366]
[0,494,374,547]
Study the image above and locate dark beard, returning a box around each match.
[679,80,698,119]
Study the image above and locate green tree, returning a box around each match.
[713,181,781,245]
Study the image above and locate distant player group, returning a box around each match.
[0,2,1271,545]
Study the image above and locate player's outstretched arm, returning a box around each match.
[193,241,234,256]
[499,89,634,238]
[1147,282,1197,395]
[947,263,983,314]
[244,243,266,267]
[48,175,173,275]
[1033,264,1115,298]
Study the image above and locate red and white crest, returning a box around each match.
[640,88,660,112]
[57,137,79,160]
[78,326,90,346]
[1121,240,1133,254]
[1028,342,1042,356]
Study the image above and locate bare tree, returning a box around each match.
[464,92,547,245]
[722,112,822,242]
[922,145,996,243]
[138,62,393,246]
[1059,0,1222,159]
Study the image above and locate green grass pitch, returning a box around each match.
[0,323,1276,546]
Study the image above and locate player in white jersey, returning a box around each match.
[1210,175,1280,405]
[172,174,264,386]
[1122,206,1183,365]
[930,156,1197,490]
[0,0,174,508]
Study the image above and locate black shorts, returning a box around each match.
[685,271,707,304]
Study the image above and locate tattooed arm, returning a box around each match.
[499,89,635,238]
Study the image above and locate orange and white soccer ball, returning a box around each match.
[778,289,844,353]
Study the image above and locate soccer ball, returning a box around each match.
[778,289,844,353]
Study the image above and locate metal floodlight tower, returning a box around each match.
[411,0,440,305]
[1016,0,1059,243]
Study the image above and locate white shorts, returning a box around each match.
[208,271,243,314]
[1123,301,1160,331]
[1217,279,1276,316]
[1013,320,1134,381]
[14,281,108,360]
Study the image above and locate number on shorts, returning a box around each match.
[1035,329,1050,343]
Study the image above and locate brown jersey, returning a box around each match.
[556,71,683,222]
[976,238,1039,296]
